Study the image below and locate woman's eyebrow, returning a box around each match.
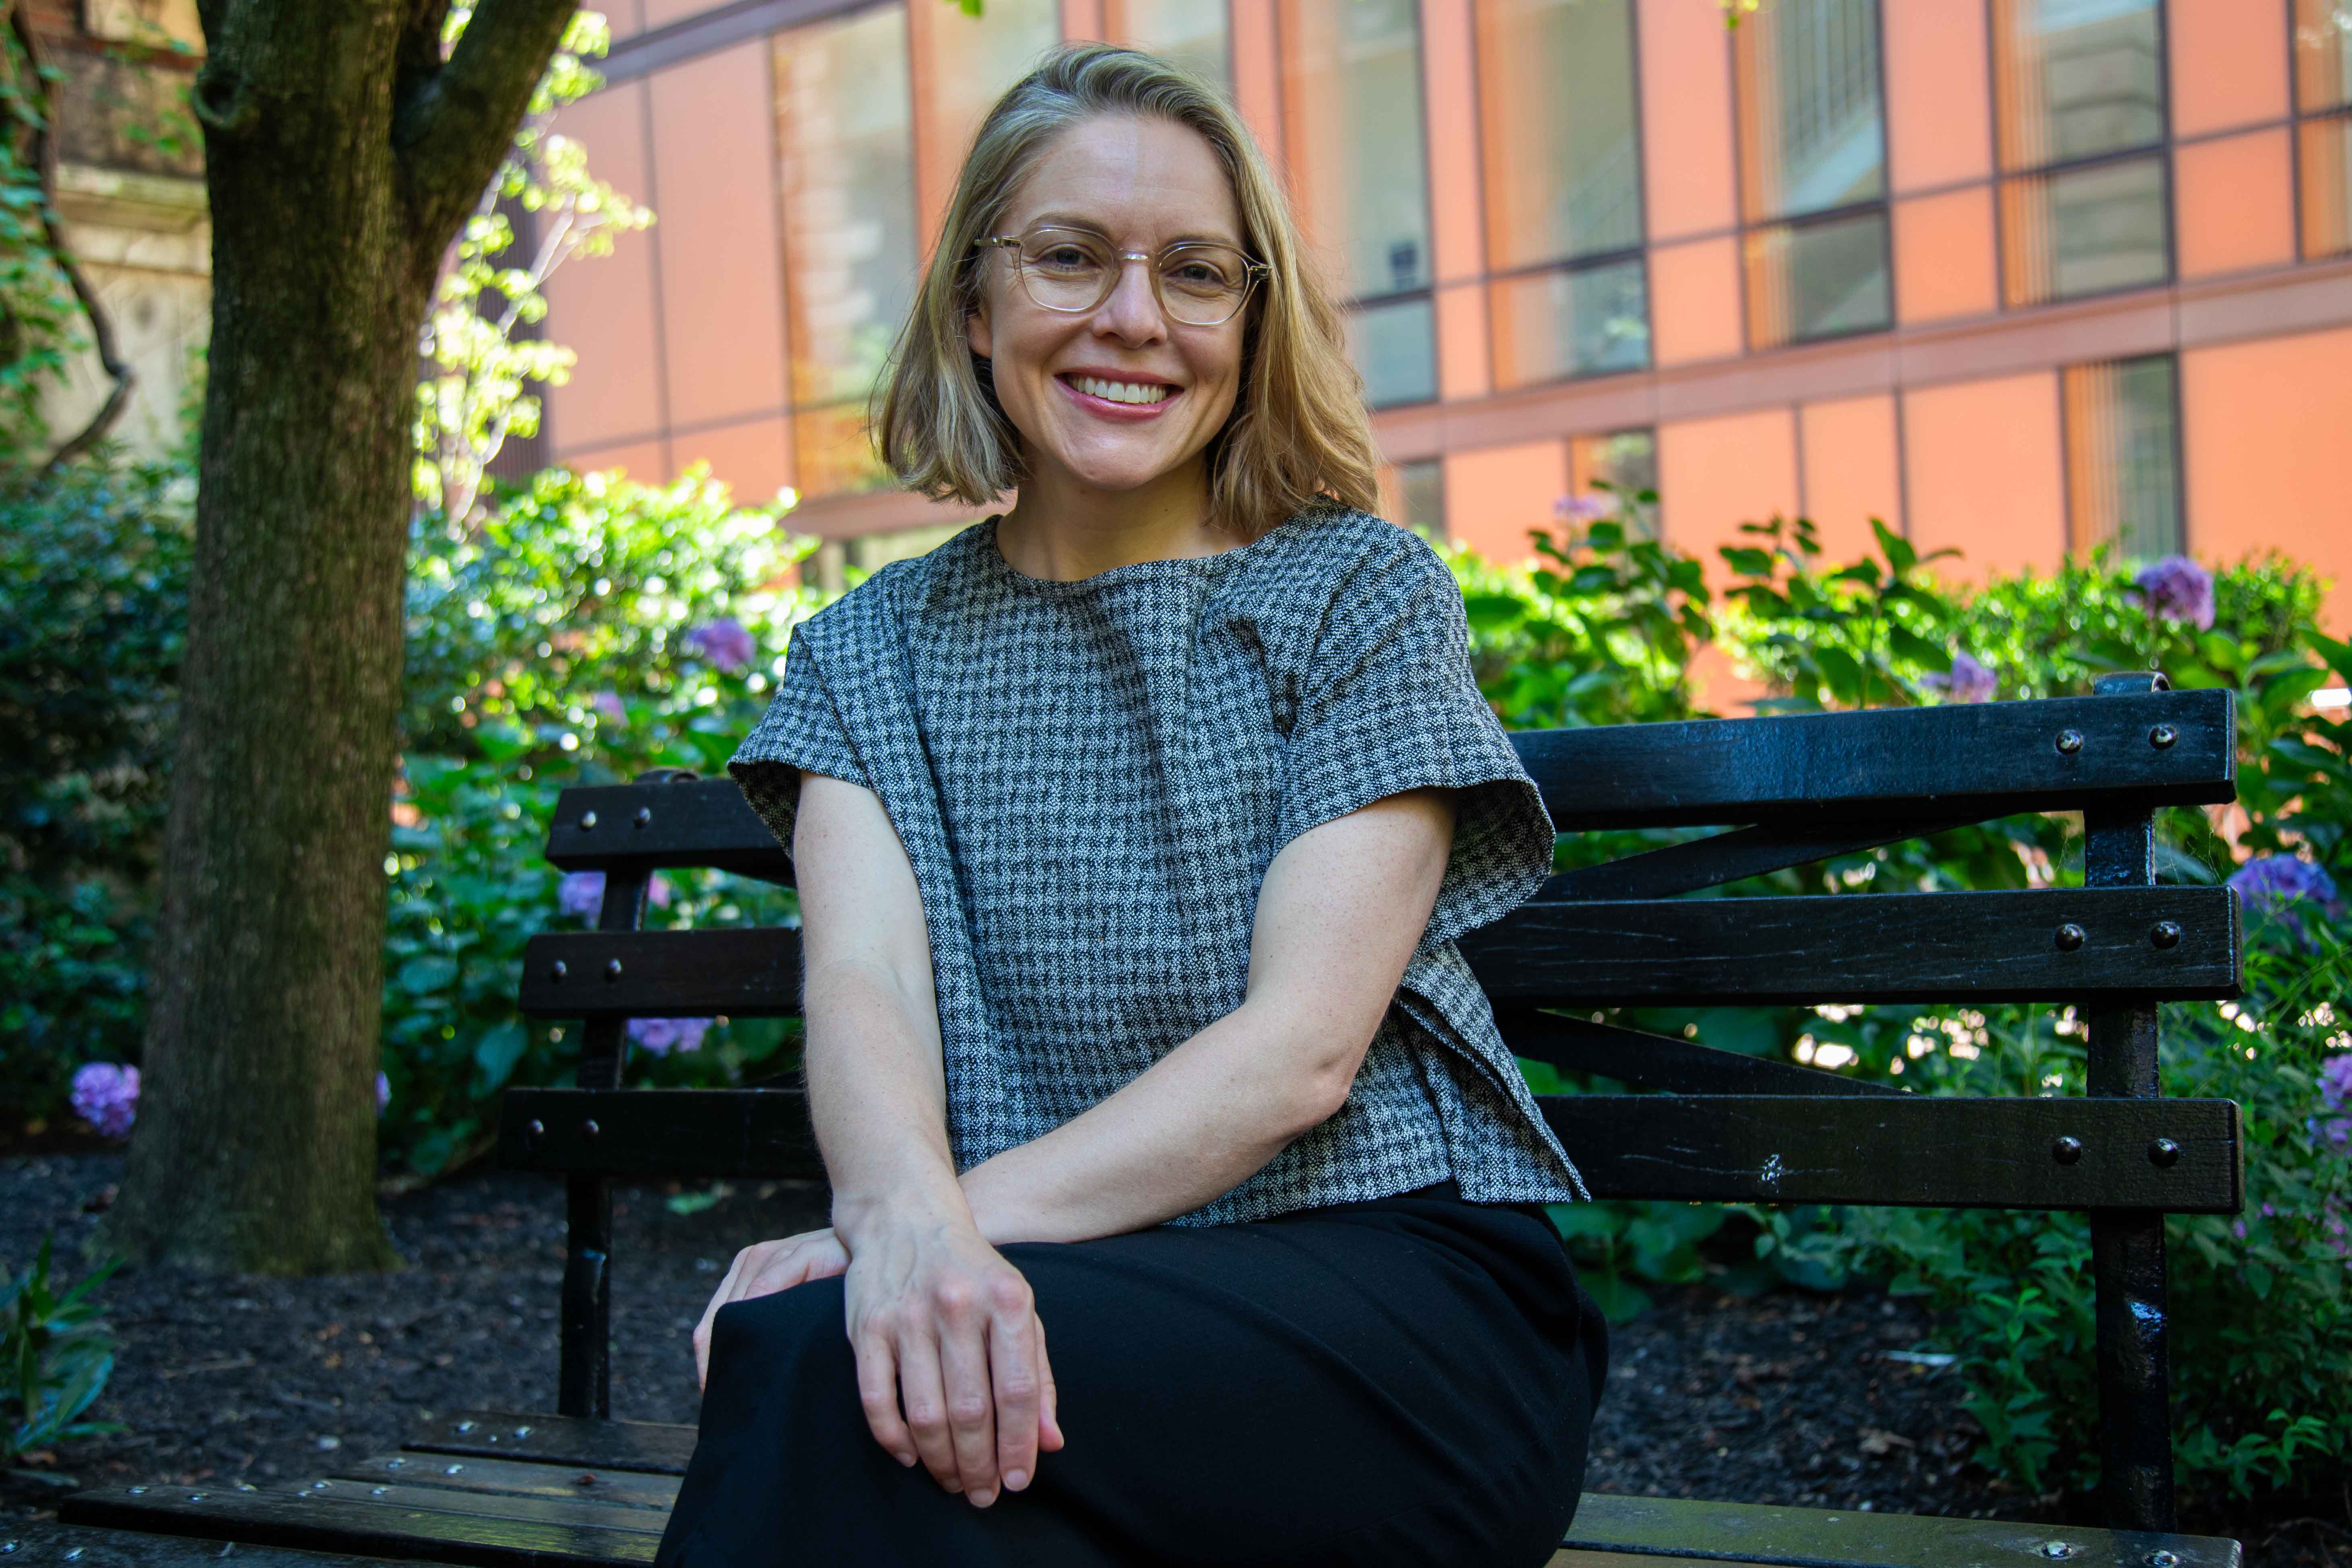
[1023,212,1244,249]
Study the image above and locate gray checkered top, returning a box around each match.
[730,505,1589,1225]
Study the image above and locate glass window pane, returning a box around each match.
[1398,458,1446,538]
[2294,0,2352,113]
[1107,0,1231,97]
[2300,113,2352,258]
[2001,153,2169,303]
[1281,0,1432,298]
[918,0,1061,166]
[1476,0,1642,268]
[1489,258,1651,387]
[777,3,916,484]
[1994,0,2165,169]
[1347,296,1437,408]
[1744,209,1890,346]
[2064,354,2181,561]
[1568,429,1659,538]
[1735,0,1886,221]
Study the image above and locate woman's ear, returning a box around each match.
[966,297,993,360]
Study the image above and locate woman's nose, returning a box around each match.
[1093,256,1167,342]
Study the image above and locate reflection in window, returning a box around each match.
[1733,0,1890,347]
[2001,155,2168,305]
[918,0,1061,168]
[2064,354,2181,563]
[1568,429,1659,539]
[1283,0,1435,404]
[1476,0,1648,385]
[1992,0,2170,305]
[1346,296,1438,409]
[776,4,916,496]
[1107,0,1231,97]
[2294,0,2352,257]
[1397,458,1446,538]
[1489,258,1649,385]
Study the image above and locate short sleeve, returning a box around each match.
[726,622,870,852]
[1273,542,1555,945]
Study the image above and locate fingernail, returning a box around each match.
[1004,1470,1027,1490]
[896,1452,916,1468]
[970,1489,996,1507]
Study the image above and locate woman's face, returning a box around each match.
[967,115,1250,503]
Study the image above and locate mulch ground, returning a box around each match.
[4,1152,2342,1566]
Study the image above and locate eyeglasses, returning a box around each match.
[977,225,1269,328]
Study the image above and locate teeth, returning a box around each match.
[1072,375,1171,405]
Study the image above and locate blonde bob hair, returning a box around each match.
[875,42,1381,537]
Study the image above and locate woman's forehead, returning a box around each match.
[1005,115,1241,245]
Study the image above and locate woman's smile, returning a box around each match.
[1056,369,1182,419]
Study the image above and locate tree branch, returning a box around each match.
[392,0,576,250]
[9,3,135,472]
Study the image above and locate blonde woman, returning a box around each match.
[660,43,1608,1566]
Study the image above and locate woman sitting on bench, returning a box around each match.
[659,42,1610,1568]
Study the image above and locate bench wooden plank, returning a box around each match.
[333,1454,679,1512]
[497,1087,2240,1211]
[514,886,2241,1022]
[61,1486,655,1568]
[1562,1493,2240,1568]
[402,1411,696,1476]
[537,692,2236,871]
[0,1518,473,1566]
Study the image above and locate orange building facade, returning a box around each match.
[540,0,2352,627]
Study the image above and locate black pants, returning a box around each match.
[656,1183,1610,1566]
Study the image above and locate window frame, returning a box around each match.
[2290,0,2352,260]
[1726,0,1898,352]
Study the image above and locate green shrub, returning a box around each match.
[2,1231,123,1461]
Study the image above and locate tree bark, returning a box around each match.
[107,0,575,1275]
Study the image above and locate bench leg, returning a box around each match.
[561,1173,613,1419]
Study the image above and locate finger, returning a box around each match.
[1034,1311,1065,1453]
[693,1247,757,1391]
[895,1326,963,1493]
[743,1236,828,1302]
[852,1328,917,1469]
[988,1300,1042,1494]
[936,1289,1000,1505]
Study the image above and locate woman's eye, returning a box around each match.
[1036,246,1098,271]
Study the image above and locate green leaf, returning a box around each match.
[396,954,459,994]
[470,1021,529,1092]
[1870,517,1917,575]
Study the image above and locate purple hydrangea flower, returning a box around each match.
[71,1062,139,1139]
[557,870,671,921]
[377,1072,390,1115]
[627,1017,714,1056]
[2321,1054,2352,1112]
[683,618,755,674]
[2226,855,2343,921]
[1925,651,1997,704]
[1554,493,1614,523]
[589,690,628,728]
[2132,556,2216,630]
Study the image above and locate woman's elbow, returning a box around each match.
[1272,1041,1368,1139]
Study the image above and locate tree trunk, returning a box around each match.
[107,0,574,1275]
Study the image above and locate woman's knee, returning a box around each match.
[705,1277,857,1410]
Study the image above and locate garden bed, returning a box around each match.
[2,1152,2337,1566]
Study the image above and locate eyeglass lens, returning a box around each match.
[1012,227,1254,326]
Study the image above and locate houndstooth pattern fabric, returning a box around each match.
[730,505,1589,1226]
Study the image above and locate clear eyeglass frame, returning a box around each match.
[977,225,1271,328]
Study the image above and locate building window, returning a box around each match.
[916,0,1061,170]
[2063,354,2182,562]
[1568,429,1659,538]
[1106,0,1231,97]
[1733,0,1892,349]
[1396,457,1446,538]
[1476,0,1649,386]
[776,4,917,498]
[2295,0,2352,258]
[1283,0,1437,407]
[1993,0,2170,306]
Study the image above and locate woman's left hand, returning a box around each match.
[692,1227,851,1389]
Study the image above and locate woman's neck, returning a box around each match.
[994,457,1236,582]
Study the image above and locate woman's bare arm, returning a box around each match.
[955,786,1455,1245]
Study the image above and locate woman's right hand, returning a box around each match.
[839,1212,1063,1508]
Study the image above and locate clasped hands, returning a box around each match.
[691,1211,1063,1509]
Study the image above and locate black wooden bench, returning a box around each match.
[58,671,2249,1568]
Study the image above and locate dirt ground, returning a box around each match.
[2,1153,2341,1566]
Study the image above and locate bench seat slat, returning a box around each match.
[1562,1493,2240,1568]
[60,1486,656,1568]
[516,887,2239,1021]
[496,1088,2239,1212]
[402,1412,696,1476]
[332,1455,677,1512]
